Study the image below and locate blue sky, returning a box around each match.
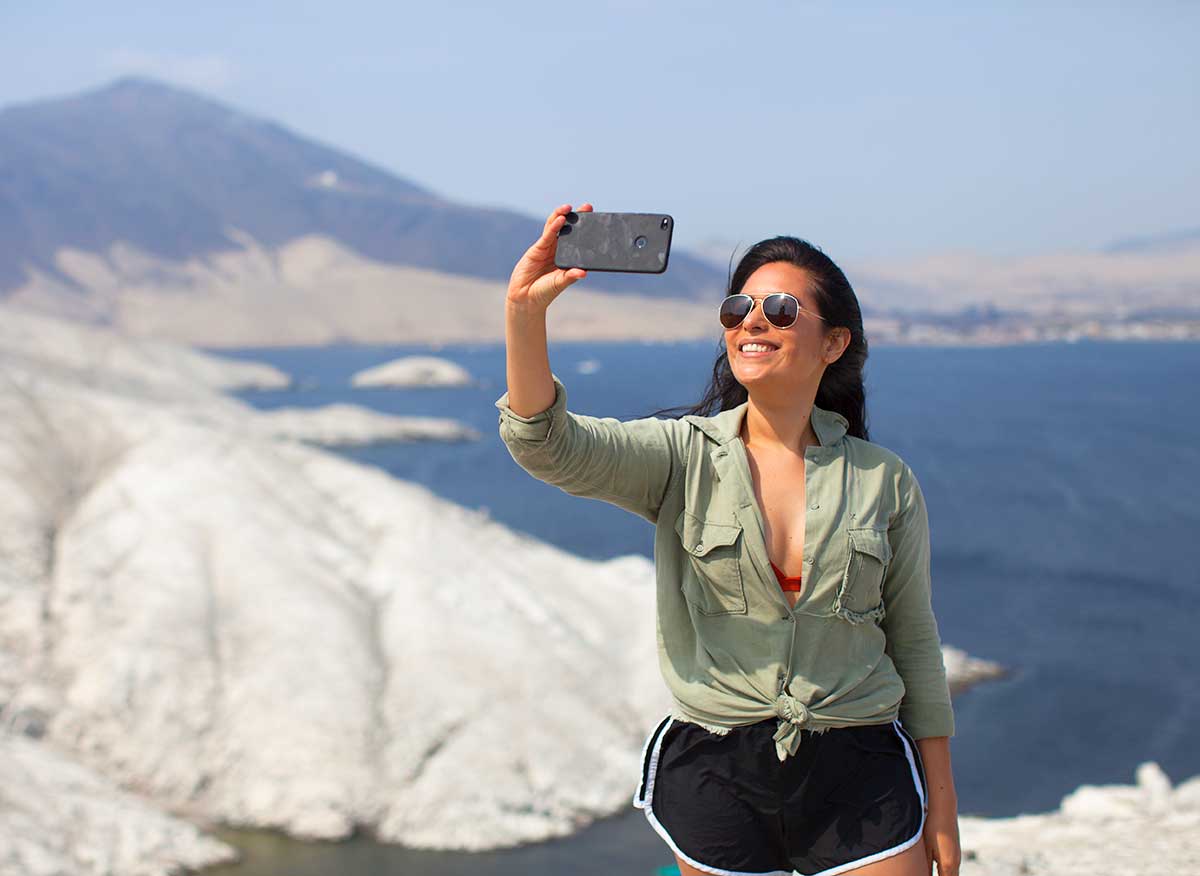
[2,1,1197,262]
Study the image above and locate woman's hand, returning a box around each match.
[923,794,962,876]
[914,737,960,875]
[507,202,592,311]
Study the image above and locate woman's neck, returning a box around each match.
[741,397,820,456]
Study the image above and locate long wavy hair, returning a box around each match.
[643,236,871,442]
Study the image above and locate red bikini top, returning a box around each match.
[770,560,804,592]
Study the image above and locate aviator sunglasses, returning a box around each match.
[719,292,829,330]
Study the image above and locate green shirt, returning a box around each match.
[494,373,955,762]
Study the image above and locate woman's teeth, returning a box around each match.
[741,344,776,354]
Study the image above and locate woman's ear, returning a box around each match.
[825,327,851,362]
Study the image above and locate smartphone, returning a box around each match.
[554,211,673,274]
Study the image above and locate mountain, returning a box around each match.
[1102,227,1200,254]
[0,77,724,299]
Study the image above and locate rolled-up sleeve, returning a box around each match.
[881,463,955,739]
[494,372,677,524]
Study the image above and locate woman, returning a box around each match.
[495,203,962,876]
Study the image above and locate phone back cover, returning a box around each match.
[554,212,673,273]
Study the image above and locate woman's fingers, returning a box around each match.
[515,206,570,277]
[541,204,573,242]
[541,202,592,240]
[543,266,587,292]
[547,203,571,225]
[532,267,586,302]
[539,202,591,244]
[528,206,574,264]
[508,202,591,304]
[529,200,591,262]
[539,214,567,250]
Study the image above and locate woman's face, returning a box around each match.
[724,261,835,393]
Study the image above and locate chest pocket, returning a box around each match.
[674,510,748,616]
[834,526,892,624]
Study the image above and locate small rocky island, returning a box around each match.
[350,356,474,388]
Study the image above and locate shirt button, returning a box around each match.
[805,556,814,564]
[809,502,819,510]
[695,541,704,551]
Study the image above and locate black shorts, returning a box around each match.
[633,714,928,876]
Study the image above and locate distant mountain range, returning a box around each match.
[1,77,1195,347]
[1102,227,1200,254]
[0,77,724,299]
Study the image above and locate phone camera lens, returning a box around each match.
[660,218,670,229]
[565,211,579,224]
[634,235,648,249]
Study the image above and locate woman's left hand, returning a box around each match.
[922,796,962,875]
[914,736,961,875]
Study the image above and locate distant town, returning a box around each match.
[867,312,1200,346]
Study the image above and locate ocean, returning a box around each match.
[197,337,1200,876]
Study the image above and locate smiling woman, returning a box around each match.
[496,213,961,876]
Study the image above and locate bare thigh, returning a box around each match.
[674,834,927,876]
[672,853,719,876]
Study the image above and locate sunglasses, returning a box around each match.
[719,293,829,330]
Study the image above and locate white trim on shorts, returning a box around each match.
[632,714,930,876]
[798,719,928,876]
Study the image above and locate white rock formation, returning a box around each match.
[943,645,1007,695]
[0,733,239,876]
[350,355,474,388]
[957,762,1200,876]
[250,403,480,445]
[0,301,669,852]
[0,305,290,392]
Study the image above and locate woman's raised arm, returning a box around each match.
[496,203,679,524]
[504,203,591,416]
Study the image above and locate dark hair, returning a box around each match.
[644,236,871,441]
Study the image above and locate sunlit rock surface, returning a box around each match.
[957,762,1200,875]
[943,645,1007,695]
[0,305,290,392]
[350,355,474,388]
[250,403,480,445]
[0,733,239,876]
[0,301,668,851]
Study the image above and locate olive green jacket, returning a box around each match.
[494,373,955,762]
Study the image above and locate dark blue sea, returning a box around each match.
[198,338,1200,876]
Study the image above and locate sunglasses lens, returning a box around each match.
[719,296,752,329]
[763,294,798,328]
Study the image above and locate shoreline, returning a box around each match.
[192,758,1200,876]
